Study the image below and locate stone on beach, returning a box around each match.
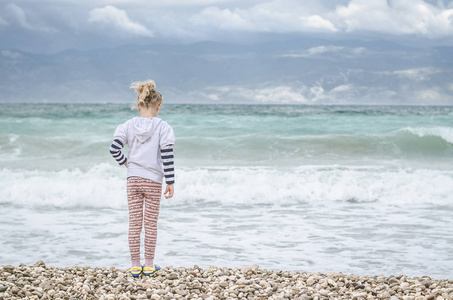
[0,261,452,299]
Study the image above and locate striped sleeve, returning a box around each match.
[161,145,174,185]
[110,138,127,165]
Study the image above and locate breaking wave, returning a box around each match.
[1,164,452,208]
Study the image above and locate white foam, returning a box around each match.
[173,166,453,206]
[400,126,453,144]
[8,134,19,144]
[0,163,126,209]
[1,164,452,208]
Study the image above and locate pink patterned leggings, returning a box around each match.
[127,176,162,261]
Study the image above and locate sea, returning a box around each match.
[0,103,452,279]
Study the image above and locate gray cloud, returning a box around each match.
[189,0,338,33]
[332,0,453,36]
[88,5,153,37]
[0,16,8,26]
[280,45,366,58]
[6,3,34,30]
[189,0,453,36]
[1,0,453,53]
[0,0,452,106]
[5,3,58,33]
[195,81,453,105]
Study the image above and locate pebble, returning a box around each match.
[401,282,410,288]
[306,276,316,286]
[1,262,452,300]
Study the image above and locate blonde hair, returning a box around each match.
[130,80,163,109]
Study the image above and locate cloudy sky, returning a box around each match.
[2,0,453,53]
[1,0,453,104]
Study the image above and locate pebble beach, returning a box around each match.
[1,261,452,300]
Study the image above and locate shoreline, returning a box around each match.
[1,261,452,300]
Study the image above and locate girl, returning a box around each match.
[110,80,175,278]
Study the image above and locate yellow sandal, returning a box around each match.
[130,266,143,278]
[143,264,161,277]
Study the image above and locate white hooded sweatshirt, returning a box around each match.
[112,116,175,184]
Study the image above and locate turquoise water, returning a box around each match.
[1,104,452,170]
[0,104,452,277]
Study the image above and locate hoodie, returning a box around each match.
[110,116,175,184]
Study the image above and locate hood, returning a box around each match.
[130,117,162,143]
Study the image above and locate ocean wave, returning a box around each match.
[0,164,126,209]
[278,126,453,158]
[1,164,452,208]
[2,126,452,171]
[397,126,453,144]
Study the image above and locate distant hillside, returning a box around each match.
[1,38,452,104]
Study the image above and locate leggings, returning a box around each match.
[127,176,162,261]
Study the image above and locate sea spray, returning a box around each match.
[1,164,452,208]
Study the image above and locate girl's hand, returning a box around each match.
[124,161,128,167]
[164,184,174,199]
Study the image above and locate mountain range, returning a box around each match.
[1,37,452,104]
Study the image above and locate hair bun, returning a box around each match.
[134,80,155,95]
[130,80,163,109]
[132,80,155,103]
